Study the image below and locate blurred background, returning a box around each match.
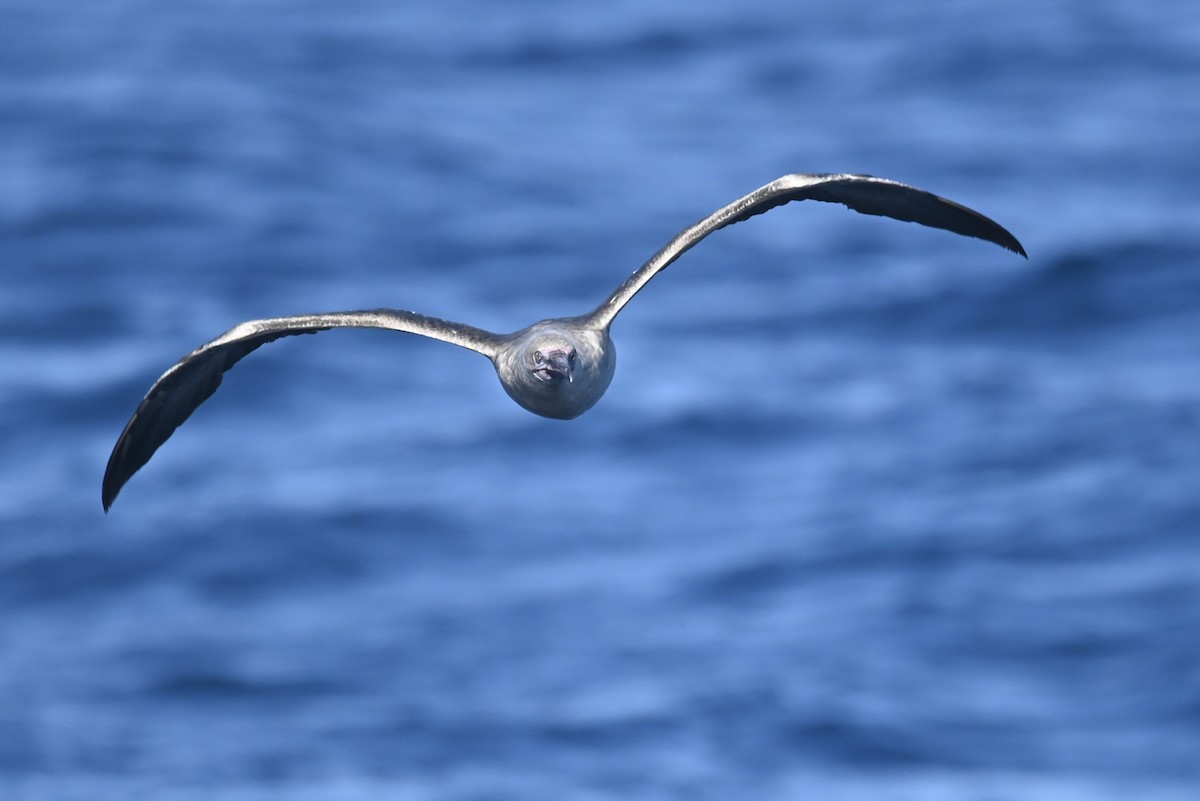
[2,1,1198,799]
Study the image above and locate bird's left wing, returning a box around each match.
[586,173,1026,330]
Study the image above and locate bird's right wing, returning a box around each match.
[102,309,501,510]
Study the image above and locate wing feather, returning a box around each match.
[102,309,500,510]
[587,173,1026,329]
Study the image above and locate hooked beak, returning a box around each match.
[531,349,574,383]
[550,350,574,383]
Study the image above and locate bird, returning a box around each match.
[102,173,1026,510]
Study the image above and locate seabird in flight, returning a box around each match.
[102,173,1026,510]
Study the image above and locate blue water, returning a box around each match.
[2,1,1199,798]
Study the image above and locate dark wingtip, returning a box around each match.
[101,476,118,513]
[101,446,128,513]
[1000,238,1028,259]
[941,201,1030,260]
[996,229,1028,259]
[950,196,1026,259]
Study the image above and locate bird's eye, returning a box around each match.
[568,350,577,364]
[533,350,543,363]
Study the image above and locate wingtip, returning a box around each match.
[985,220,1027,259]
[1005,236,1029,259]
[101,474,120,513]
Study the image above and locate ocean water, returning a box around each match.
[2,1,1198,799]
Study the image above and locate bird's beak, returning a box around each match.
[548,350,573,383]
[529,349,574,383]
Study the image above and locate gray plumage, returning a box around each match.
[102,173,1026,510]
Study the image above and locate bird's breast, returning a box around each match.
[495,336,615,420]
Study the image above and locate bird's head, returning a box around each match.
[528,342,577,384]
[495,322,615,420]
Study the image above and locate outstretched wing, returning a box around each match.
[587,173,1026,329]
[102,309,501,510]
